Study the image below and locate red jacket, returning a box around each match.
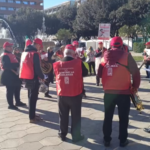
[98,48,140,94]
[0,53,18,70]
[53,59,83,96]
[19,51,38,79]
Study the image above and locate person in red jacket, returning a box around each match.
[20,38,44,123]
[98,37,141,147]
[0,42,26,110]
[53,44,88,142]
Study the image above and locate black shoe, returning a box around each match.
[144,128,150,133]
[45,94,52,98]
[16,102,26,107]
[58,135,66,141]
[120,140,129,147]
[72,135,84,143]
[96,83,99,86]
[8,105,18,110]
[103,140,110,147]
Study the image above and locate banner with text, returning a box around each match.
[98,23,111,40]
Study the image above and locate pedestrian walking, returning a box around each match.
[0,42,26,110]
[95,42,107,86]
[86,46,96,75]
[53,44,88,142]
[19,38,44,123]
[143,42,150,78]
[98,37,141,147]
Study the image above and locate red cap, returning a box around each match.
[145,42,150,45]
[3,42,13,48]
[110,37,123,47]
[72,41,79,46]
[65,44,76,51]
[26,39,32,47]
[33,38,43,46]
[98,42,103,45]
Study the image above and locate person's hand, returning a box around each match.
[130,87,138,95]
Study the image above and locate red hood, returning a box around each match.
[103,48,125,64]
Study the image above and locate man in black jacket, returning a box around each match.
[20,38,44,123]
[0,42,26,110]
[53,45,88,142]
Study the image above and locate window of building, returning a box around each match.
[0,7,6,10]
[23,1,28,5]
[8,7,14,11]
[0,0,6,3]
[16,1,21,4]
[8,0,13,3]
[30,2,35,5]
[4,15,8,18]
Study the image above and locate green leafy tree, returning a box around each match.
[45,14,68,35]
[56,29,72,43]
[57,5,77,30]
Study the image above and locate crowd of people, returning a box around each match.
[0,36,150,147]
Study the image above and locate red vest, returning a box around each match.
[0,53,18,70]
[123,45,128,53]
[19,51,38,79]
[101,53,131,91]
[53,59,83,96]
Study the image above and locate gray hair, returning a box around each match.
[63,49,75,58]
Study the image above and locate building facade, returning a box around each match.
[0,0,43,18]
[45,0,87,15]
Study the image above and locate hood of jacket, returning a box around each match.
[103,48,125,64]
[25,45,37,52]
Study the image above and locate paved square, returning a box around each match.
[0,69,150,150]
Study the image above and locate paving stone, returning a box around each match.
[17,142,43,150]
[15,118,30,124]
[26,126,48,134]
[1,117,20,123]
[23,129,57,142]
[0,122,16,128]
[1,148,17,150]
[40,146,64,150]
[59,142,82,150]
[0,128,11,136]
[0,139,24,149]
[7,131,27,138]
[0,135,7,142]
[11,124,35,131]
[40,137,62,146]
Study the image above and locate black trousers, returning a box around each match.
[6,85,21,106]
[96,75,100,85]
[58,94,82,139]
[28,80,40,120]
[88,62,96,75]
[145,64,150,77]
[44,77,50,96]
[103,94,130,143]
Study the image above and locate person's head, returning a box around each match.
[33,38,43,52]
[98,42,103,49]
[110,36,123,48]
[64,44,76,58]
[47,46,53,53]
[3,42,13,53]
[60,45,65,53]
[14,47,20,54]
[89,46,93,51]
[146,42,150,49]
[72,41,79,49]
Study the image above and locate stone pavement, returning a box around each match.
[0,69,150,150]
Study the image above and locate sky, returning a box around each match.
[44,0,67,9]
